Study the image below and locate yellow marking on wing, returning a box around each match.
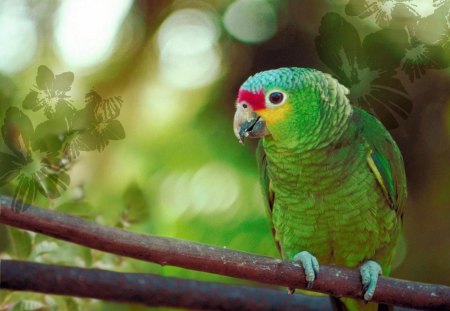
[257,101,292,126]
[367,151,390,200]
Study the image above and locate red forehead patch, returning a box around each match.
[237,88,265,111]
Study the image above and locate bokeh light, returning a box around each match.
[223,0,278,44]
[189,163,240,213]
[53,0,133,70]
[159,162,240,221]
[0,0,38,74]
[157,8,221,89]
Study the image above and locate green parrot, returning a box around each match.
[233,68,406,310]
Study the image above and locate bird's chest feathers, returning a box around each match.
[264,142,360,198]
[263,140,383,266]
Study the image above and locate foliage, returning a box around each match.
[0,66,125,212]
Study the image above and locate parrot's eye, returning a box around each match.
[267,90,286,107]
[269,92,283,104]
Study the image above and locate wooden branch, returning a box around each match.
[0,196,449,309]
[0,259,331,310]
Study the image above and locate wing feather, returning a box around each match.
[256,141,282,255]
[355,108,407,216]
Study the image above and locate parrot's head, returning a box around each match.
[233,67,351,144]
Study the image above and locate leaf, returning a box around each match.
[35,169,70,199]
[0,225,9,253]
[104,120,125,140]
[61,132,83,161]
[94,96,123,122]
[64,297,82,311]
[33,117,69,153]
[36,65,54,91]
[362,28,408,71]
[12,174,38,212]
[0,152,21,186]
[56,200,96,219]
[121,182,149,225]
[315,12,362,86]
[6,227,32,259]
[29,240,59,259]
[349,71,412,129]
[77,130,107,152]
[23,90,39,110]
[315,13,413,129]
[10,300,46,311]
[345,0,422,27]
[401,40,450,81]
[54,71,74,92]
[54,98,75,118]
[345,0,375,18]
[72,106,96,131]
[2,107,35,159]
[85,90,102,108]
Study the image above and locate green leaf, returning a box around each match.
[10,299,46,311]
[36,169,70,200]
[121,182,149,225]
[94,96,122,121]
[6,227,33,259]
[84,90,102,108]
[56,200,96,219]
[12,174,38,212]
[23,90,39,110]
[36,65,54,91]
[105,120,125,140]
[2,107,35,159]
[0,224,10,253]
[33,117,67,153]
[64,297,81,311]
[54,71,74,92]
[0,152,21,186]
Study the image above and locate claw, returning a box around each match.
[293,251,320,290]
[360,260,382,301]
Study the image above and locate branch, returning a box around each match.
[0,196,449,309]
[1,259,332,310]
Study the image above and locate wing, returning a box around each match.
[355,108,407,217]
[256,140,282,255]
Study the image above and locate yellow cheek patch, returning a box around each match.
[257,101,292,126]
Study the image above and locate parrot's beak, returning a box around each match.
[233,103,269,144]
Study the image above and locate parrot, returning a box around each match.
[233,67,406,311]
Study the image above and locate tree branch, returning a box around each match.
[0,259,331,310]
[0,196,449,309]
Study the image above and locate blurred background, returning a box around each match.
[0,0,449,310]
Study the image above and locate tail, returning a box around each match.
[330,297,393,311]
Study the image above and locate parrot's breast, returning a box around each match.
[264,137,399,269]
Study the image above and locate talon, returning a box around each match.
[362,283,369,294]
[360,260,382,301]
[293,251,320,289]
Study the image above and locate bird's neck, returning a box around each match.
[265,107,354,152]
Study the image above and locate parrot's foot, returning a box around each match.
[360,260,382,301]
[293,251,320,289]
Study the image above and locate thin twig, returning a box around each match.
[0,259,331,310]
[0,196,449,309]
